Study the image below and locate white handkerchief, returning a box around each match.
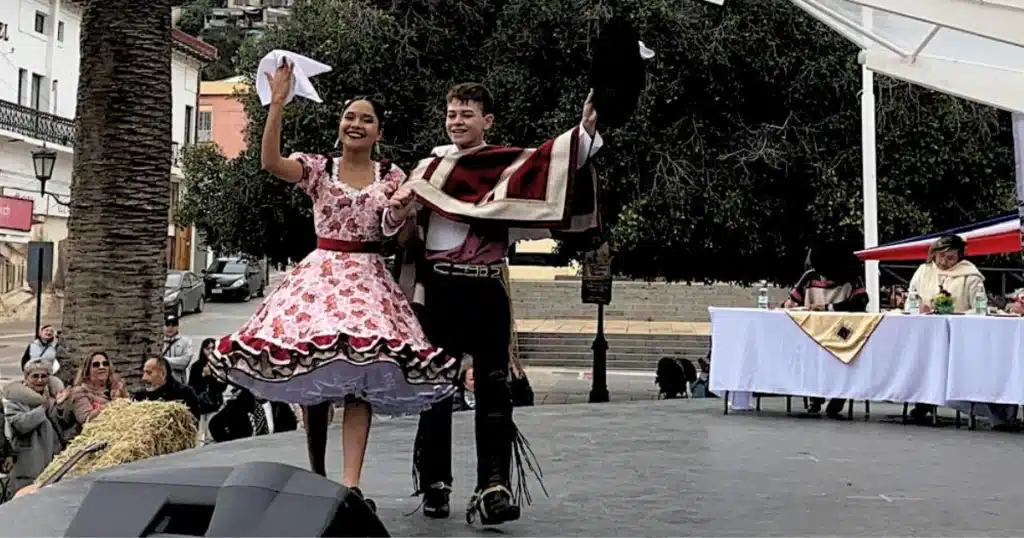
[639,41,655,60]
[255,49,332,106]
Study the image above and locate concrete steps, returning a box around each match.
[509,280,789,322]
[516,332,709,370]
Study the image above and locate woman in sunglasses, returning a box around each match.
[67,351,129,430]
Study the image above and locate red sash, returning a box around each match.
[316,238,382,253]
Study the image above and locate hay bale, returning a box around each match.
[35,399,197,485]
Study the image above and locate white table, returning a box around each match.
[947,315,1024,405]
[709,308,951,408]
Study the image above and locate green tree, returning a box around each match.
[177,0,214,36]
[200,25,247,80]
[180,0,1017,284]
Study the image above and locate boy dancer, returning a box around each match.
[383,82,602,525]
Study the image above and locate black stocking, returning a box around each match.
[302,402,331,476]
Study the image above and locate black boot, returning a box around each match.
[466,485,520,526]
[422,481,451,519]
[351,486,376,513]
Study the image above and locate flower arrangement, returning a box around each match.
[933,287,955,315]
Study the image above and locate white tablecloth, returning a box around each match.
[947,316,1024,405]
[709,308,951,405]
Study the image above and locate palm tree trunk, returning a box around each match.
[61,0,174,388]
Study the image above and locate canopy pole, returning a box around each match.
[861,8,880,313]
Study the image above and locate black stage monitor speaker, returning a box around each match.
[63,461,389,537]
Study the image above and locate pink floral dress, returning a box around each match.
[211,154,458,415]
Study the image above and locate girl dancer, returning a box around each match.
[211,60,458,509]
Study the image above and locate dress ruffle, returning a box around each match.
[213,332,458,415]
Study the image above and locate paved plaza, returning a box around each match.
[3,398,1024,536]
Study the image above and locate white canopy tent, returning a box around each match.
[707,0,1024,311]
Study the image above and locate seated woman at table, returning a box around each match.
[905,235,984,315]
[903,235,1015,427]
[782,245,867,418]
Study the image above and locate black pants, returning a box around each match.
[808,397,846,416]
[413,269,512,492]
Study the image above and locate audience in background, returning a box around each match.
[21,325,60,375]
[208,387,297,442]
[161,316,194,385]
[187,339,226,442]
[2,359,72,494]
[905,235,984,315]
[66,352,129,433]
[783,245,868,419]
[133,357,200,421]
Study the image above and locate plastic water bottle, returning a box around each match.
[974,288,988,316]
[906,289,921,315]
[756,282,769,309]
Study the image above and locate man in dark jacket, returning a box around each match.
[132,357,200,421]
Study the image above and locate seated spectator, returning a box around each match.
[2,359,72,493]
[187,339,226,442]
[783,245,867,419]
[1004,290,1024,315]
[207,387,297,442]
[20,325,60,375]
[0,400,13,500]
[67,352,129,431]
[906,235,984,314]
[905,236,987,423]
[133,357,200,421]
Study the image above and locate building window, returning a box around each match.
[34,12,46,34]
[197,111,213,142]
[17,69,26,106]
[51,80,58,114]
[57,21,64,42]
[184,105,194,145]
[30,74,43,111]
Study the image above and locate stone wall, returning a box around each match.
[509,280,790,322]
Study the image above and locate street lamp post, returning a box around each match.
[31,147,57,336]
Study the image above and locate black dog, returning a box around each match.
[656,357,698,399]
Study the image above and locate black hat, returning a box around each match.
[588,16,649,130]
[164,315,179,327]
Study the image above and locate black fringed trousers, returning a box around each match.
[413,267,514,491]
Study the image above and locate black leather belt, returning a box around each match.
[431,262,504,279]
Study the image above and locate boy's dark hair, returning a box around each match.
[446,82,494,115]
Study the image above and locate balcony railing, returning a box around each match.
[0,99,75,147]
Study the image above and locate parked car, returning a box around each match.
[204,258,265,302]
[165,270,205,318]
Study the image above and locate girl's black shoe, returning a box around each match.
[465,485,520,526]
[351,486,377,513]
